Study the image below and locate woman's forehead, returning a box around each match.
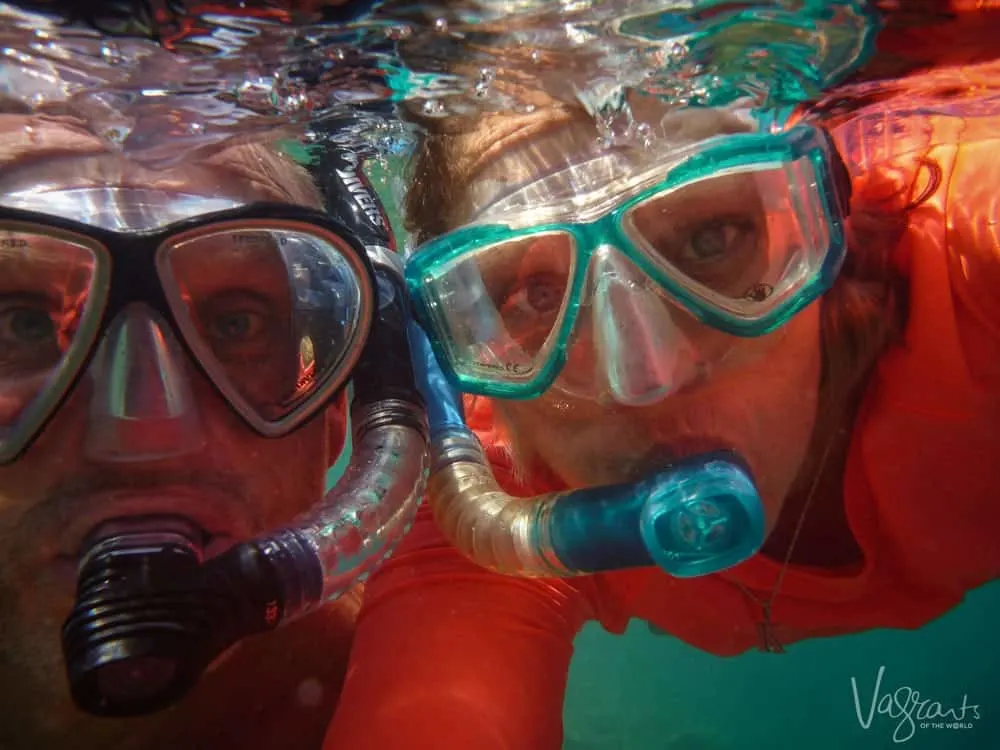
[464,104,754,218]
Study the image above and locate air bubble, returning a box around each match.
[100,41,123,66]
[236,78,275,111]
[102,125,131,145]
[473,67,495,98]
[421,98,445,117]
[591,88,636,149]
[297,679,324,708]
[433,17,449,32]
[635,121,652,148]
[385,23,413,41]
[272,82,312,115]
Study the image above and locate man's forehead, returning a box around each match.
[0,152,255,202]
[0,145,266,230]
[465,104,754,217]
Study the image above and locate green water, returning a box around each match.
[564,584,999,749]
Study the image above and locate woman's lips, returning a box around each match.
[625,436,743,481]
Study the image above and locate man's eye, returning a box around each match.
[195,289,280,349]
[206,310,265,343]
[1,306,56,345]
[0,297,64,373]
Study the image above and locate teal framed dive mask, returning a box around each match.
[405,123,851,403]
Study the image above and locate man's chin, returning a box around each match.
[0,613,81,745]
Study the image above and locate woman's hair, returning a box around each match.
[403,98,916,564]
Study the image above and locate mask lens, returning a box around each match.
[0,226,101,455]
[418,230,574,386]
[622,160,831,315]
[159,223,368,425]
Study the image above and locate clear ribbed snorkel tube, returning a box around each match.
[62,145,429,717]
[407,321,765,580]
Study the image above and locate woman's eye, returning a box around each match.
[501,272,565,316]
[681,220,758,263]
[497,272,566,346]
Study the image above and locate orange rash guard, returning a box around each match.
[324,73,1000,750]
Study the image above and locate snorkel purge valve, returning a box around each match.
[61,149,428,717]
[409,323,765,580]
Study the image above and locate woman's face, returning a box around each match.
[451,106,824,528]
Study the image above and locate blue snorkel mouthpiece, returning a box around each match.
[408,322,765,578]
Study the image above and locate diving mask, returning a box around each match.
[0,190,374,463]
[406,122,851,406]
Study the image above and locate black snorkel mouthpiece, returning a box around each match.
[62,528,321,717]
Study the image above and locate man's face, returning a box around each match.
[0,143,348,742]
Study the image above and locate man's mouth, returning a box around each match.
[53,490,252,568]
[79,514,239,563]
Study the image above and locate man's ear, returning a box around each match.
[324,389,349,465]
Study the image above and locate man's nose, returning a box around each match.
[84,302,207,463]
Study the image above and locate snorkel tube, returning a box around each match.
[408,323,765,579]
[61,146,428,717]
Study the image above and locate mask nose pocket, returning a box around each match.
[84,303,205,462]
[590,247,700,406]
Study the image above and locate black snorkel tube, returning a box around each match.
[61,143,428,717]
